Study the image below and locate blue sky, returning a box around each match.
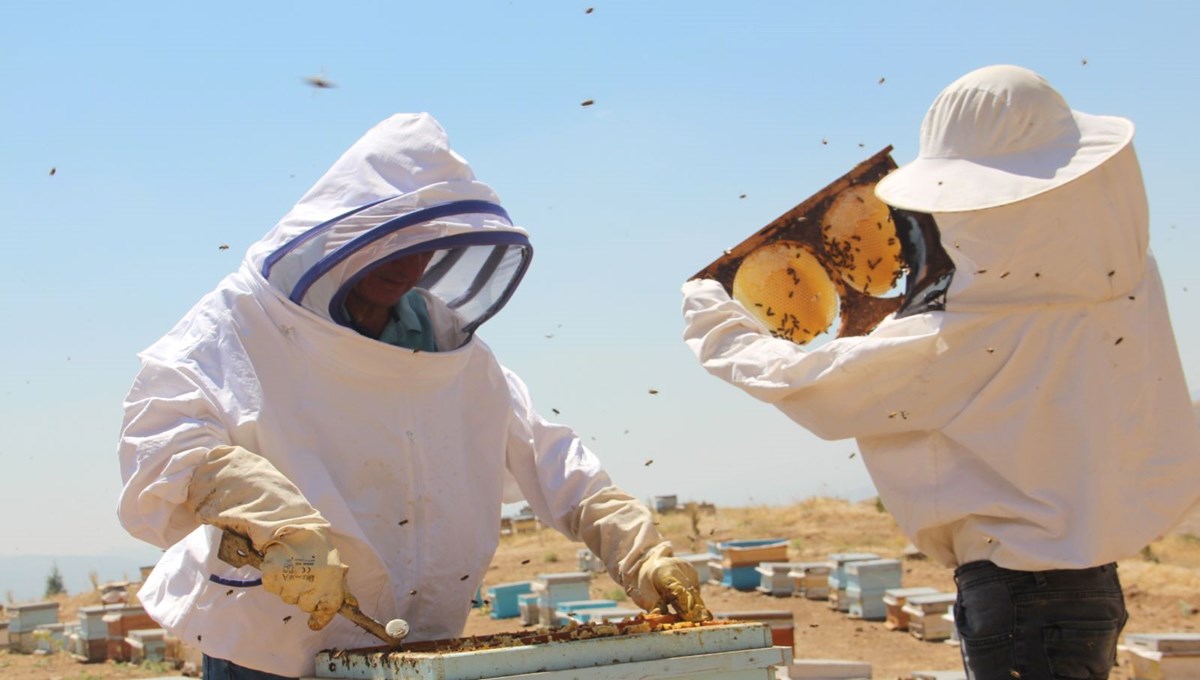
[2,1,1198,573]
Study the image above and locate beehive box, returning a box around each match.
[577,548,605,574]
[1120,633,1200,680]
[723,540,789,569]
[518,594,539,626]
[568,607,643,624]
[6,601,60,653]
[709,560,726,586]
[826,554,880,612]
[1120,645,1200,680]
[312,617,786,679]
[551,599,617,626]
[714,610,795,650]
[909,671,967,680]
[487,581,534,620]
[902,594,956,642]
[788,563,832,600]
[534,572,591,614]
[882,587,939,630]
[126,628,167,664]
[724,565,764,591]
[756,563,809,597]
[774,659,871,679]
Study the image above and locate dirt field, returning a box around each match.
[4,497,1199,679]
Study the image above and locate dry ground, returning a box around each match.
[4,498,1199,679]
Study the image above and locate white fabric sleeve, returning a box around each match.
[501,367,669,591]
[681,278,970,439]
[118,360,232,549]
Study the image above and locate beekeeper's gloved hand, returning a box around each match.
[636,543,712,622]
[570,486,712,623]
[260,527,353,631]
[185,445,353,630]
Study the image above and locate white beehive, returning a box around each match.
[881,587,939,631]
[788,563,832,600]
[825,554,879,612]
[312,621,787,679]
[902,593,956,642]
[774,658,871,679]
[755,563,807,597]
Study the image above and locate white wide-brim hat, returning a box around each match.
[875,64,1134,213]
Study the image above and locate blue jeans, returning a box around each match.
[953,561,1128,680]
[203,655,296,680]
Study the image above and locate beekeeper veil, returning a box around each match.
[246,113,532,349]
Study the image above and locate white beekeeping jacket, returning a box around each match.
[684,143,1200,571]
[118,114,619,676]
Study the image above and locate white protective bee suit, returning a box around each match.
[119,113,697,677]
[683,66,1200,572]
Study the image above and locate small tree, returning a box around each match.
[45,563,66,597]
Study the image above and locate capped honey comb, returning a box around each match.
[733,242,838,344]
[822,183,904,296]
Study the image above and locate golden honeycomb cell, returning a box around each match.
[822,184,904,296]
[733,242,838,345]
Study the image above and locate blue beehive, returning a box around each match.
[486,580,534,619]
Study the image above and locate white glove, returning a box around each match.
[185,445,353,630]
[634,543,711,622]
[261,527,353,631]
[570,486,711,621]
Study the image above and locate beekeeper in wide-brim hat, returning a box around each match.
[682,65,1199,572]
[119,113,707,678]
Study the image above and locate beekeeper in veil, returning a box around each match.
[118,113,708,679]
[682,66,1199,680]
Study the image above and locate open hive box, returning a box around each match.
[311,614,788,680]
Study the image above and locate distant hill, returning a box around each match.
[0,549,163,605]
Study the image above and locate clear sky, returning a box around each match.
[2,2,1197,565]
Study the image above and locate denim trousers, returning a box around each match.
[953,560,1128,680]
[203,655,296,680]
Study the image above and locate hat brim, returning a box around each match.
[875,112,1134,213]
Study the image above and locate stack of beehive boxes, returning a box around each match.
[6,601,59,653]
[755,562,812,597]
[902,593,957,642]
[826,553,880,612]
[533,572,592,623]
[788,562,832,600]
[844,559,902,620]
[102,604,156,662]
[882,586,940,631]
[1120,633,1200,679]
[717,539,789,591]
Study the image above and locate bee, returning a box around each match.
[878,77,885,84]
[283,615,292,623]
[648,388,659,395]
[580,99,595,107]
[225,589,234,596]
[986,348,995,354]
[552,408,560,415]
[1115,337,1124,346]
[304,74,335,89]
[1000,271,1010,279]
[644,459,654,466]
[739,194,746,199]
[1081,58,1088,66]
[398,519,409,526]
[219,244,230,251]
[460,574,470,581]
[848,452,857,459]
[821,138,828,145]
[585,7,594,13]
[521,559,531,565]
[49,167,57,176]
[409,589,418,595]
